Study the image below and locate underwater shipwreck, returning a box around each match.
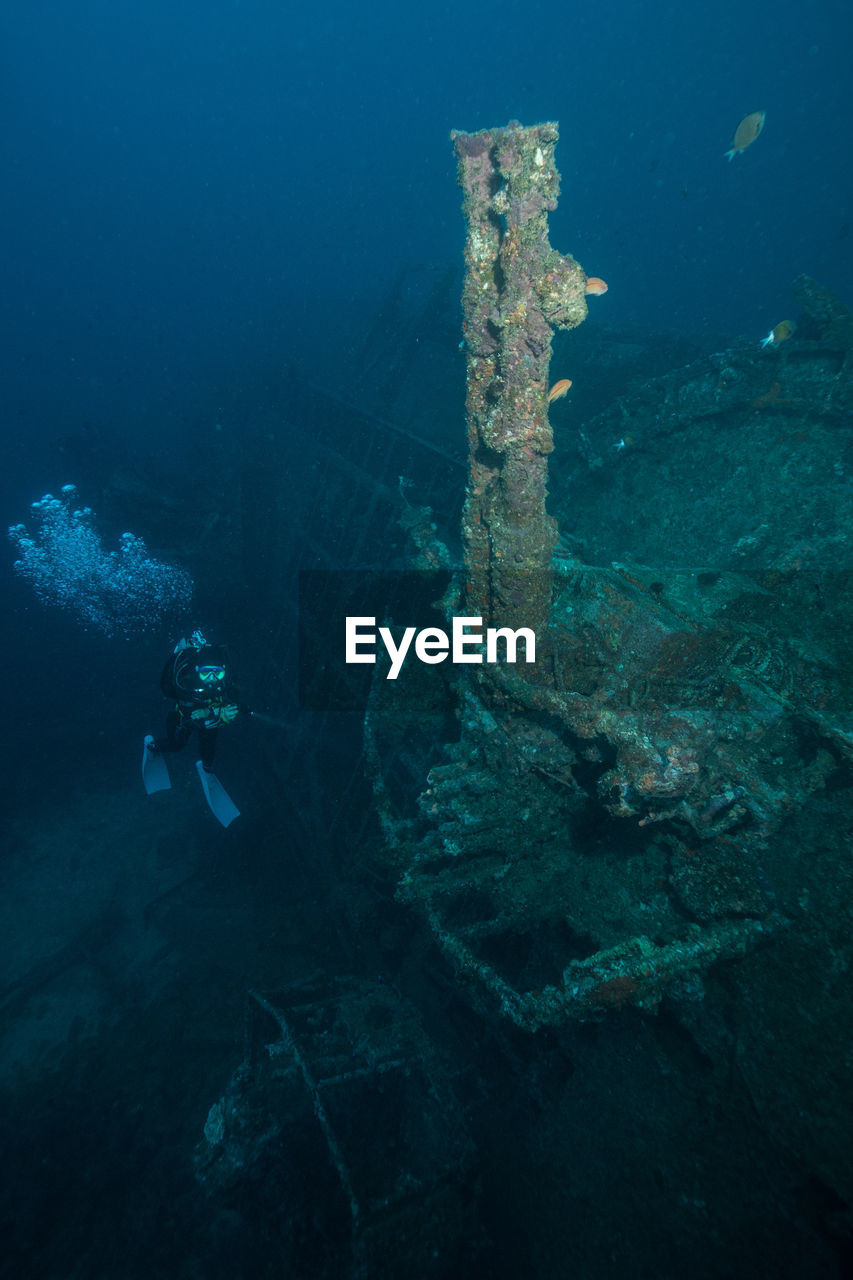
[358,122,850,1029]
[179,123,853,1273]
[366,124,853,1028]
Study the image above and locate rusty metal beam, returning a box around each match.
[451,121,587,638]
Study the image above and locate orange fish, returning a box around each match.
[548,378,573,402]
[585,277,608,296]
[725,111,765,161]
[750,381,782,408]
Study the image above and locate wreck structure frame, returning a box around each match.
[364,121,852,1027]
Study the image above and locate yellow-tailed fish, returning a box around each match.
[760,319,796,349]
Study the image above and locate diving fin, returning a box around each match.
[196,760,240,827]
[142,735,171,794]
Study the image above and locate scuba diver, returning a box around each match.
[142,630,249,826]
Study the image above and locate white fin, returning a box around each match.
[196,761,240,827]
[142,735,171,794]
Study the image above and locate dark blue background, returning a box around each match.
[2,0,851,511]
[1,10,852,1274]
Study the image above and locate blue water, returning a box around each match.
[3,0,851,502]
[2,2,852,1277]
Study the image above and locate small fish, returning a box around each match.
[725,110,765,161]
[548,378,573,402]
[760,319,796,349]
[584,277,608,296]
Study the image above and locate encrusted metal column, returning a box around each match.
[451,121,587,639]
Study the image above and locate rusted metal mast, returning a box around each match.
[451,121,587,639]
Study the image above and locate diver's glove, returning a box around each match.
[190,702,239,725]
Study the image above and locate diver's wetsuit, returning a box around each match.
[154,643,246,771]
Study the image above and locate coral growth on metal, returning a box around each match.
[367,132,852,1028]
[452,121,587,638]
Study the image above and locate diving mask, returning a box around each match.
[197,664,226,685]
